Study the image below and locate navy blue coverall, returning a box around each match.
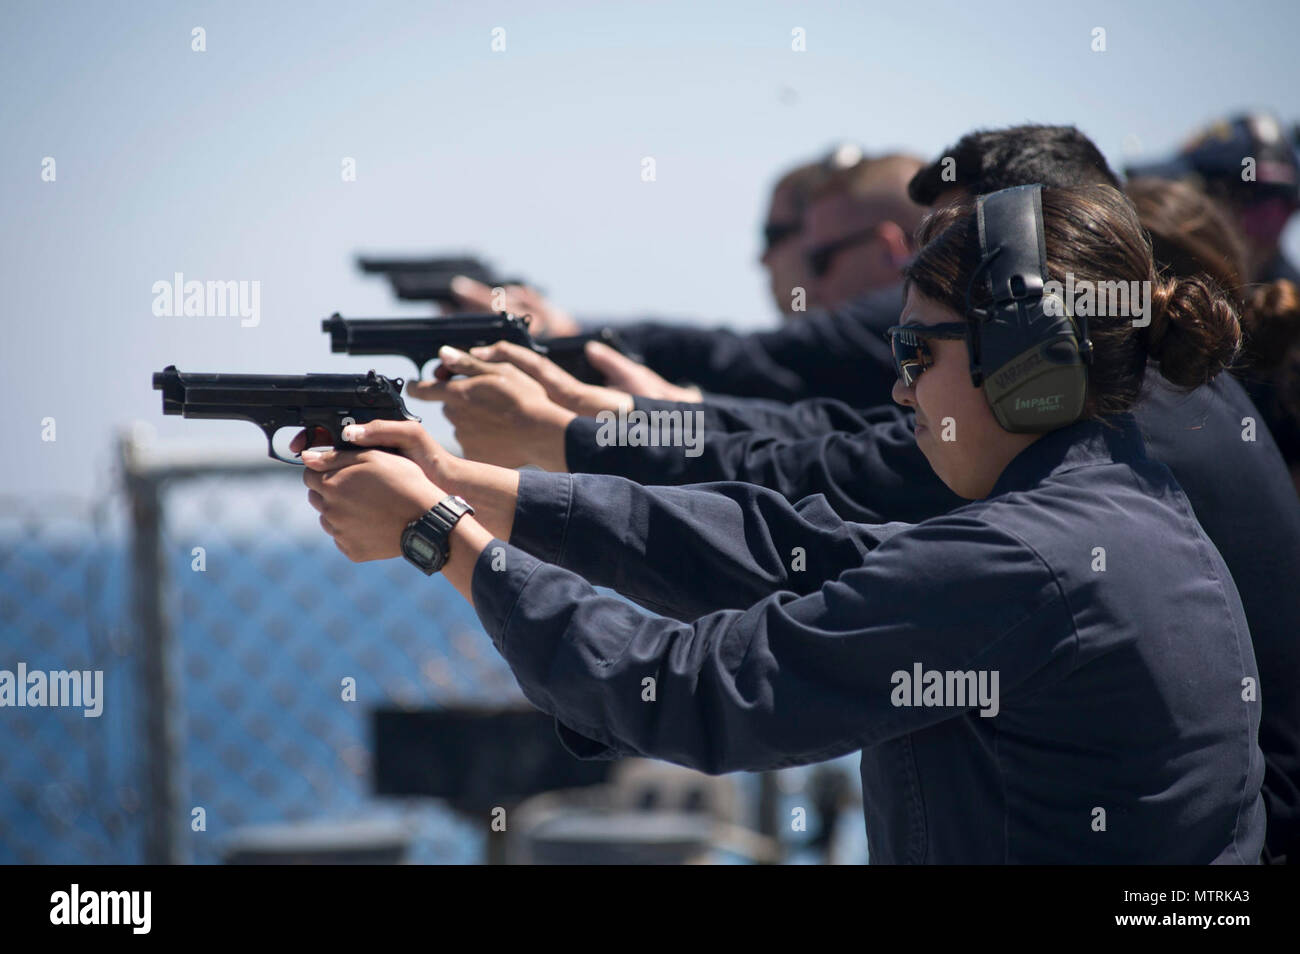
[564,361,1300,864]
[470,416,1266,863]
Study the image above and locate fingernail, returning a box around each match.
[301,450,320,462]
[440,345,466,361]
[341,424,364,440]
[469,346,491,358]
[450,276,473,293]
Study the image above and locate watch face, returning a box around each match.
[402,522,446,573]
[407,536,436,561]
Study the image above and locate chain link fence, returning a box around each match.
[0,494,138,863]
[1,434,527,864]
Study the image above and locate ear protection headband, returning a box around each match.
[967,185,1092,433]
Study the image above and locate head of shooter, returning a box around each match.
[759,144,865,317]
[897,184,1241,500]
[798,153,926,312]
[910,123,1120,212]
[1125,113,1300,283]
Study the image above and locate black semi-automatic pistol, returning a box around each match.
[322,311,632,384]
[152,365,420,464]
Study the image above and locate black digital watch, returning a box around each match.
[400,495,475,575]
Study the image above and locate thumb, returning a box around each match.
[340,419,428,454]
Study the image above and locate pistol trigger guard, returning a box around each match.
[263,424,305,466]
[269,442,305,466]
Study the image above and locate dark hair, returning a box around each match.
[1123,176,1300,408]
[903,185,1241,418]
[1125,177,1247,298]
[1239,281,1300,462]
[909,125,1120,206]
[1240,281,1300,434]
[1241,280,1300,376]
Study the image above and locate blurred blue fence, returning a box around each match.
[0,445,522,864]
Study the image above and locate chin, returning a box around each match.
[922,451,977,500]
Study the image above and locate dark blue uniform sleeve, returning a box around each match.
[563,405,964,524]
[509,470,910,619]
[682,394,881,439]
[470,516,1071,774]
[602,285,902,406]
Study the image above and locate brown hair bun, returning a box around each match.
[1147,275,1241,389]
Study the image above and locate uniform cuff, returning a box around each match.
[509,470,574,565]
[564,416,607,474]
[470,539,545,657]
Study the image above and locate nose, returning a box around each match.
[892,375,915,409]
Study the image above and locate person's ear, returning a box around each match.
[878,221,911,268]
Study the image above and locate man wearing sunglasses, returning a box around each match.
[444,147,922,405]
[756,147,864,319]
[801,154,921,315]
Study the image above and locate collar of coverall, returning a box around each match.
[988,413,1148,498]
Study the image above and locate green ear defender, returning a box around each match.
[967,185,1092,433]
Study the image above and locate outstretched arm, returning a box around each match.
[298,419,905,620]
[297,439,1067,776]
[562,405,964,524]
[505,470,909,619]
[461,523,1065,774]
[609,286,903,405]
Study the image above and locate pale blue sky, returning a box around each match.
[3,0,1298,498]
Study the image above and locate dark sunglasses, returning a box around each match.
[762,220,800,253]
[884,322,969,387]
[804,225,886,278]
